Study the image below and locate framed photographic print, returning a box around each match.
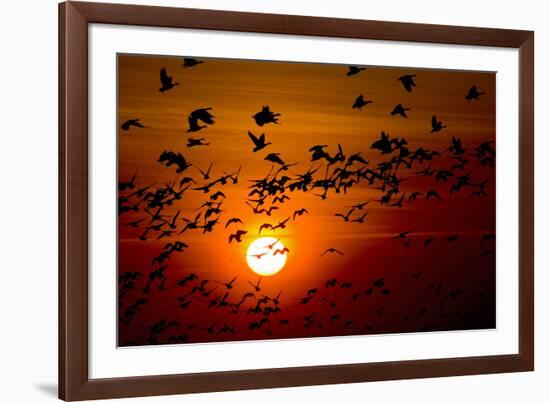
[59,1,534,401]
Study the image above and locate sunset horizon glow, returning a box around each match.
[117,53,496,347]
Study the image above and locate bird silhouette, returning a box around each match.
[210,190,226,201]
[249,251,268,259]
[347,153,368,165]
[128,183,154,198]
[293,208,309,220]
[158,151,191,173]
[182,57,204,68]
[247,277,262,292]
[225,217,243,228]
[309,145,329,162]
[363,324,376,332]
[346,291,362,302]
[200,216,221,233]
[264,239,280,250]
[119,171,138,191]
[125,218,146,228]
[398,74,416,92]
[470,189,488,198]
[195,163,213,180]
[320,248,344,257]
[294,294,314,307]
[394,231,411,240]
[374,307,385,316]
[430,115,447,133]
[335,209,353,222]
[229,229,247,243]
[214,276,238,290]
[120,298,148,325]
[349,201,369,210]
[143,265,168,294]
[307,287,319,296]
[248,131,271,152]
[428,280,444,296]
[187,116,205,132]
[217,323,237,336]
[351,211,368,223]
[271,290,283,305]
[388,193,406,208]
[346,66,366,76]
[178,176,196,188]
[159,67,179,93]
[273,195,290,204]
[273,247,290,256]
[449,158,468,174]
[121,118,148,131]
[163,240,187,253]
[264,153,285,166]
[278,319,290,326]
[247,202,279,216]
[352,94,373,110]
[409,272,422,280]
[239,292,256,303]
[273,217,290,230]
[373,278,385,288]
[258,223,275,234]
[446,136,465,156]
[426,189,442,200]
[415,165,434,177]
[445,233,460,242]
[390,104,411,118]
[465,85,485,101]
[321,293,337,308]
[424,238,436,248]
[187,137,209,147]
[253,106,281,126]
[169,273,197,290]
[118,271,142,294]
[187,108,215,132]
[371,131,395,154]
[480,233,496,245]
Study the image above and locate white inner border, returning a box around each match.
[89,24,519,379]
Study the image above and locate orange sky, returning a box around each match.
[117,54,496,346]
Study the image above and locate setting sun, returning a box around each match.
[246,237,288,276]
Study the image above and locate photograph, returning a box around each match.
[0,0,543,401]
[117,54,497,346]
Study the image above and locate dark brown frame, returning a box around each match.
[59,1,534,400]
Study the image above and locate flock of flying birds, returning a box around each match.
[118,58,496,346]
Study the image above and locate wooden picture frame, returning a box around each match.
[59,1,534,400]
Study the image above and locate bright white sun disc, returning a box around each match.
[246,237,287,276]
